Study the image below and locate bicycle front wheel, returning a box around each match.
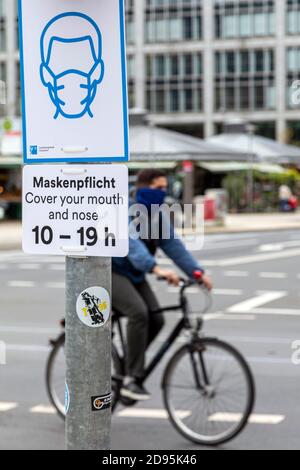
[163,338,255,446]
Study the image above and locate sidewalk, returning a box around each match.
[0,212,300,251]
[206,212,300,234]
[0,221,22,251]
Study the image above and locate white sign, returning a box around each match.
[22,164,129,257]
[18,0,129,163]
[76,286,110,328]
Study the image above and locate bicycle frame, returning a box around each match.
[113,282,205,385]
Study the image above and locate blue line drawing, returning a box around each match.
[40,12,105,120]
[18,0,129,163]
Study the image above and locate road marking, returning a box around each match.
[259,240,300,252]
[227,291,300,316]
[49,264,65,271]
[6,281,65,289]
[217,314,256,321]
[46,282,65,289]
[203,313,225,321]
[259,244,284,252]
[251,308,300,316]
[18,264,41,270]
[0,402,18,412]
[203,239,259,251]
[208,413,285,425]
[117,409,285,425]
[224,271,249,277]
[224,335,295,345]
[30,405,56,415]
[6,344,49,353]
[227,292,286,314]
[204,313,255,321]
[259,272,287,279]
[7,281,36,288]
[168,287,243,296]
[0,326,58,334]
[214,289,243,296]
[117,409,190,420]
[203,247,300,267]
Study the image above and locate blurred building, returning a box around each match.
[125,0,300,144]
[0,0,300,144]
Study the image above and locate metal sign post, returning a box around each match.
[66,257,111,450]
[19,0,129,451]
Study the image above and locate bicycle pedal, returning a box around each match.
[120,397,137,407]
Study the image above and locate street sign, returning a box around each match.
[18,0,129,163]
[22,164,129,256]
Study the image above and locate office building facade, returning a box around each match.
[1,0,300,143]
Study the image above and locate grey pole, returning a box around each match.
[65,256,112,450]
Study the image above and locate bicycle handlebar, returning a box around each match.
[157,276,204,289]
[157,274,212,315]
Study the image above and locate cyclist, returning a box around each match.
[112,169,212,401]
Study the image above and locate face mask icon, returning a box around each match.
[40,12,105,119]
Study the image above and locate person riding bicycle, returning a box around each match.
[112,169,212,401]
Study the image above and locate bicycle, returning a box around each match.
[46,276,255,446]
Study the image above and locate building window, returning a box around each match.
[146,53,203,114]
[214,121,275,139]
[287,121,300,146]
[215,49,275,111]
[0,1,6,52]
[127,55,135,109]
[287,0,300,34]
[125,0,135,45]
[145,0,202,43]
[287,47,300,109]
[214,0,275,39]
[15,62,21,116]
[0,61,6,116]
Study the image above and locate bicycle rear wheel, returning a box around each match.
[163,338,255,446]
[46,333,121,419]
[46,333,65,420]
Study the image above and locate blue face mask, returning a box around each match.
[52,69,96,119]
[136,188,166,211]
[45,62,101,119]
[40,36,104,120]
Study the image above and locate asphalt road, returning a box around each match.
[0,229,299,450]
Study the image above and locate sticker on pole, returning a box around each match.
[76,287,110,328]
[18,0,129,163]
[65,383,70,415]
[91,393,112,412]
[22,164,129,257]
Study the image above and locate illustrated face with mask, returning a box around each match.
[40,13,104,119]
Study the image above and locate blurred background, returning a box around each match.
[0,0,299,451]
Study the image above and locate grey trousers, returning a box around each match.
[112,272,165,379]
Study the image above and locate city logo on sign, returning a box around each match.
[30,145,38,156]
[40,12,105,120]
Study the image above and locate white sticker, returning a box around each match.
[76,286,110,328]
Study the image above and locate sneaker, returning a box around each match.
[120,380,151,401]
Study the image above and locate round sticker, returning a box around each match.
[76,286,110,328]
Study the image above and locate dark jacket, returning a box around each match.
[113,208,204,284]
